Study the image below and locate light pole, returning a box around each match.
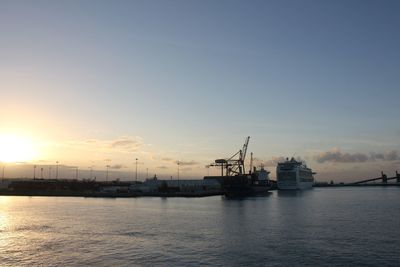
[106,165,110,182]
[48,166,52,179]
[177,161,180,180]
[135,158,138,182]
[56,161,59,179]
[146,168,149,179]
[41,167,43,179]
[2,165,5,181]
[75,167,79,180]
[33,165,37,179]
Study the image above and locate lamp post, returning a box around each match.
[33,165,37,179]
[177,161,180,180]
[56,161,59,179]
[48,166,52,179]
[2,165,5,181]
[75,167,79,180]
[41,167,43,179]
[135,158,138,182]
[106,165,110,182]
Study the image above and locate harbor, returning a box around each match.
[1,137,399,198]
[0,177,223,198]
[314,171,400,187]
[1,169,399,198]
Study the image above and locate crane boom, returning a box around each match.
[241,136,250,162]
[209,136,251,176]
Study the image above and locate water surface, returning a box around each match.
[1,187,399,266]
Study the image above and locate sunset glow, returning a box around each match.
[0,134,38,163]
[0,1,399,181]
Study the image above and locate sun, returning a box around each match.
[0,134,38,163]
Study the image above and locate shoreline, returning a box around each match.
[1,184,400,199]
[0,190,223,198]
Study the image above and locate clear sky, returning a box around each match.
[1,0,399,181]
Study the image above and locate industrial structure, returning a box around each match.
[209,136,250,177]
[206,136,272,197]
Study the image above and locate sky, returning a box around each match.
[1,0,399,182]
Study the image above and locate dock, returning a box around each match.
[314,171,400,187]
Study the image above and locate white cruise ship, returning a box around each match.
[276,157,315,190]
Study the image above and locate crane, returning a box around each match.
[210,136,250,177]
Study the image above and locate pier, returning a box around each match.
[0,177,222,198]
[314,171,400,187]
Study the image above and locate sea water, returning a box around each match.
[0,187,399,266]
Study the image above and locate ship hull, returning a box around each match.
[221,175,271,197]
[277,181,313,190]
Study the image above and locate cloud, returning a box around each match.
[65,136,143,153]
[161,157,173,162]
[157,166,168,169]
[109,164,126,170]
[110,137,141,152]
[61,165,78,169]
[315,148,400,164]
[253,156,306,167]
[370,152,384,160]
[382,150,400,161]
[176,160,198,166]
[253,156,285,167]
[315,148,369,163]
[37,159,51,163]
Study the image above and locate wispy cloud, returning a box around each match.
[253,156,306,167]
[159,158,198,166]
[315,148,400,163]
[157,166,169,169]
[176,160,198,166]
[110,137,142,152]
[110,164,126,170]
[370,150,400,161]
[54,164,78,169]
[65,136,143,153]
[315,149,369,163]
[253,156,285,167]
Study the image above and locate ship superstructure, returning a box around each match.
[276,157,315,190]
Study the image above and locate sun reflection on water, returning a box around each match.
[0,197,11,251]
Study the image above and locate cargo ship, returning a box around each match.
[221,166,271,197]
[276,157,315,190]
[206,137,271,197]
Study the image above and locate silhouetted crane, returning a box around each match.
[210,136,250,176]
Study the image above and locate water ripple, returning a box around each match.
[0,189,399,266]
